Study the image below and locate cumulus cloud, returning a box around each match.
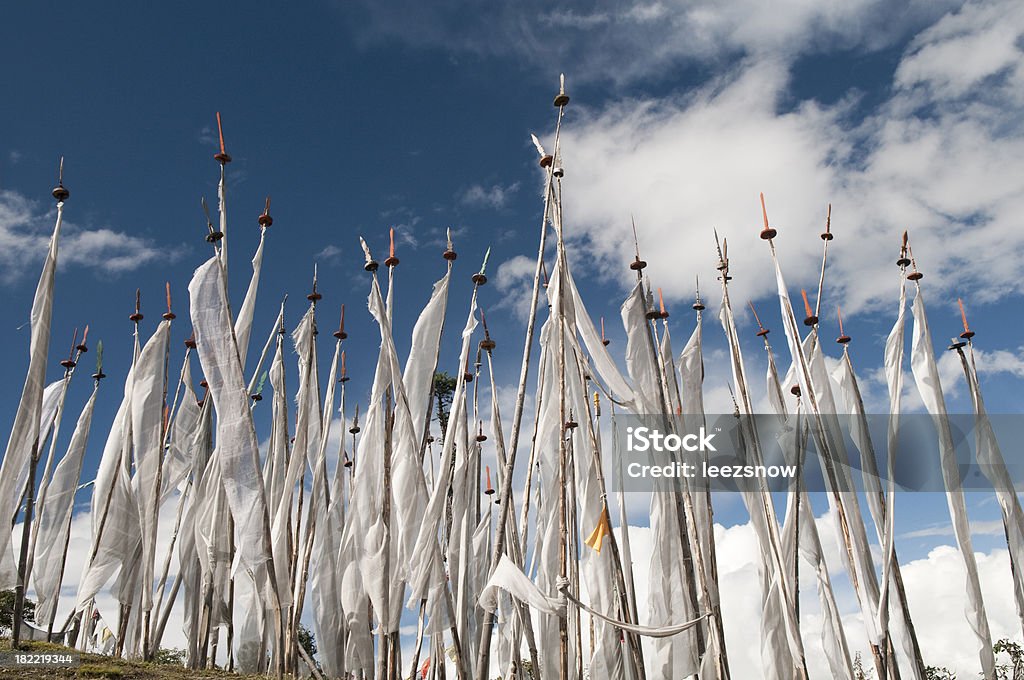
[0,189,179,284]
[553,0,1024,329]
[458,182,520,210]
[618,511,1020,678]
[344,0,957,84]
[494,254,538,321]
[316,244,344,265]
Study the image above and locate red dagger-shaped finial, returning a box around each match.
[759,192,777,240]
[333,304,348,340]
[657,287,669,319]
[748,301,769,338]
[476,421,488,443]
[836,305,851,344]
[60,328,78,369]
[958,298,975,339]
[130,289,144,323]
[77,325,90,354]
[339,350,349,383]
[484,466,495,495]
[600,317,610,346]
[801,289,818,326]
[163,282,176,320]
[214,112,232,164]
[897,231,911,268]
[258,196,273,227]
[821,203,833,241]
[385,227,400,268]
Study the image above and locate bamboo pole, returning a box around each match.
[476,74,567,680]
[717,234,810,680]
[575,363,647,680]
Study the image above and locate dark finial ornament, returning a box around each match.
[213,112,232,164]
[52,156,69,202]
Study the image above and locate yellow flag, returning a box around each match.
[584,510,612,553]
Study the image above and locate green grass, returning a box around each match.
[0,639,272,680]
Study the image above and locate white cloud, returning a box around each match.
[316,244,343,265]
[895,0,1024,101]
[494,254,538,322]
[551,0,1024,333]
[0,190,179,284]
[902,519,1006,539]
[620,511,1021,678]
[459,182,520,210]
[346,0,957,84]
[12,493,190,652]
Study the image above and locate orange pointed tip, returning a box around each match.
[958,298,975,338]
[213,112,232,162]
[384,227,400,266]
[758,192,777,239]
[215,112,225,153]
[801,289,818,326]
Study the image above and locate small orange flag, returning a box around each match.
[584,510,612,553]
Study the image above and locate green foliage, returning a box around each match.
[433,371,457,437]
[853,652,874,679]
[0,589,35,635]
[297,623,317,660]
[993,638,1024,680]
[925,666,956,680]
[151,647,187,666]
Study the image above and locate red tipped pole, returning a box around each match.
[600,317,610,346]
[801,289,818,326]
[61,328,78,369]
[836,306,851,344]
[484,466,495,495]
[759,192,777,240]
[958,298,975,339]
[748,301,769,338]
[214,112,232,163]
[385,227,400,267]
[657,288,669,319]
[259,196,273,227]
[897,231,911,267]
[334,304,348,340]
[163,282,176,320]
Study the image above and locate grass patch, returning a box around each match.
[77,664,123,679]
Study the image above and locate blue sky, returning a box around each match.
[4,0,1024,674]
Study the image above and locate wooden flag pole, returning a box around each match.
[475,73,568,680]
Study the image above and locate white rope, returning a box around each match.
[556,579,708,638]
